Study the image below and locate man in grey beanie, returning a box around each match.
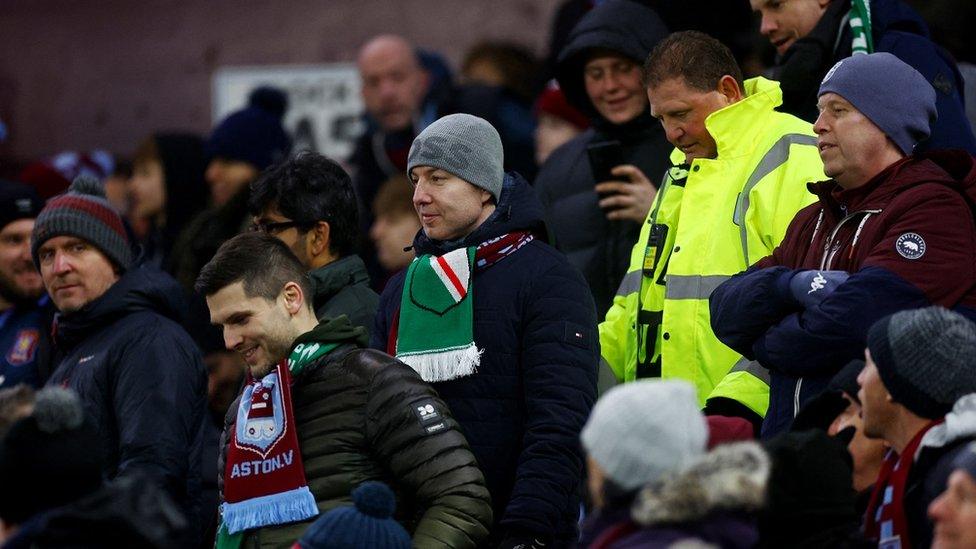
[859,306,976,548]
[711,52,976,437]
[372,113,599,547]
[33,176,206,544]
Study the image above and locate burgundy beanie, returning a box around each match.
[535,83,590,130]
[31,175,132,271]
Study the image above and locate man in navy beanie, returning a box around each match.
[711,52,976,437]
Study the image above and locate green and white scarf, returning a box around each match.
[849,0,874,55]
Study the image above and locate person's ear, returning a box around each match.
[717,75,743,105]
[481,189,494,207]
[307,221,331,258]
[281,281,306,315]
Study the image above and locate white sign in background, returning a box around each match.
[212,64,364,161]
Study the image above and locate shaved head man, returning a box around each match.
[357,35,429,133]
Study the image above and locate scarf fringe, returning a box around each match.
[399,343,482,382]
[221,485,319,534]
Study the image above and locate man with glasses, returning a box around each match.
[249,152,378,333]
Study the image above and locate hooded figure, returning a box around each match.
[533,0,672,318]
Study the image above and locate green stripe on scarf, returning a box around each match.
[396,247,482,382]
[849,0,874,55]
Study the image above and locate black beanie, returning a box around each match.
[0,388,104,524]
[208,87,292,171]
[867,307,976,419]
[0,179,43,231]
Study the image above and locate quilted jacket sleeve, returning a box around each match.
[365,351,492,548]
[501,255,599,537]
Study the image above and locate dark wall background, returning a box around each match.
[0,0,561,164]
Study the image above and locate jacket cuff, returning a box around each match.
[774,269,799,306]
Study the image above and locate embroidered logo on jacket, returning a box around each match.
[895,233,926,260]
[6,329,39,365]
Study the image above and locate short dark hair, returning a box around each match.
[249,152,359,257]
[195,232,313,304]
[642,31,744,93]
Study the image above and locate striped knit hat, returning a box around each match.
[31,175,132,271]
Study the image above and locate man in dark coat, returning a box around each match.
[249,152,378,333]
[751,0,976,153]
[710,53,976,437]
[858,307,976,548]
[372,114,599,547]
[32,176,207,544]
[533,0,672,318]
[0,180,56,390]
[198,232,491,549]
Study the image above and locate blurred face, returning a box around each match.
[930,470,976,549]
[586,455,607,509]
[206,281,297,378]
[0,219,43,306]
[370,212,420,271]
[814,93,900,190]
[583,54,646,125]
[205,158,258,207]
[358,38,429,132]
[751,0,830,55]
[648,77,738,162]
[410,166,494,241]
[37,236,119,314]
[535,114,583,166]
[129,159,166,220]
[858,350,896,441]
[828,393,887,492]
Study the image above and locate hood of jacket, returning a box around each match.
[631,442,769,526]
[808,149,976,217]
[55,266,190,350]
[919,393,976,453]
[411,171,548,257]
[291,315,369,356]
[555,0,668,126]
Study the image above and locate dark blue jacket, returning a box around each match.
[46,266,206,543]
[372,173,599,542]
[0,296,57,389]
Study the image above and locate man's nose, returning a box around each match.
[759,13,778,36]
[223,328,242,351]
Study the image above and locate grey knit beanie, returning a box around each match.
[406,114,504,202]
[31,175,132,271]
[866,307,976,419]
[581,379,707,491]
[819,52,936,156]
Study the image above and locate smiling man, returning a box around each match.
[32,176,207,544]
[197,232,490,549]
[710,53,976,437]
[599,31,822,433]
[372,113,598,547]
[533,0,672,318]
[0,180,55,389]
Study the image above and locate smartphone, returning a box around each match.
[587,140,625,183]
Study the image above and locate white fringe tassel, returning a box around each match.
[399,343,482,382]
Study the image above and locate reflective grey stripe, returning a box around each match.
[734,133,819,267]
[730,357,771,386]
[615,270,642,298]
[664,274,730,300]
[597,357,621,395]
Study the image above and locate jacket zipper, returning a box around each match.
[818,209,883,270]
[794,378,803,418]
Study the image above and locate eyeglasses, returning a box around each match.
[249,220,312,235]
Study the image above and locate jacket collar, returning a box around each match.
[919,393,976,455]
[704,77,788,161]
[308,255,370,305]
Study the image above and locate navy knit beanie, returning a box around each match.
[296,481,410,549]
[866,307,976,419]
[819,52,936,155]
[0,179,43,231]
[31,175,132,271]
[208,86,292,170]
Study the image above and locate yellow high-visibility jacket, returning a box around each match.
[598,77,824,416]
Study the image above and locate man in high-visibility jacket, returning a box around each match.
[598,31,825,428]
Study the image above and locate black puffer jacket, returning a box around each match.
[219,319,492,549]
[373,173,599,543]
[309,254,378,334]
[46,266,206,545]
[534,0,672,318]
